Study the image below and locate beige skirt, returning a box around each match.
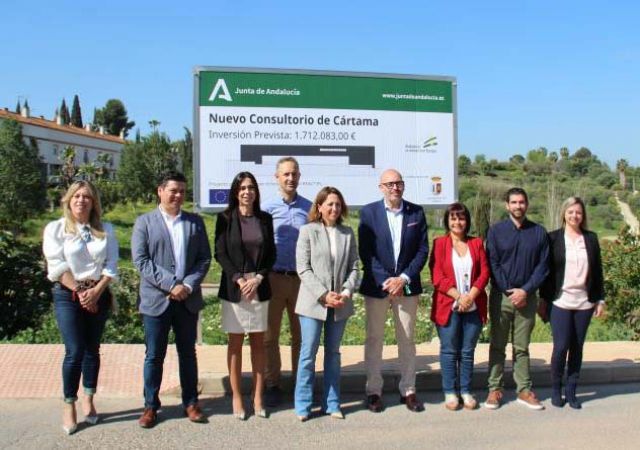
[221,297,269,333]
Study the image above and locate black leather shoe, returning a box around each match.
[567,397,582,409]
[400,394,425,412]
[265,386,283,408]
[366,394,384,413]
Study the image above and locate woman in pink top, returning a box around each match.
[539,197,605,409]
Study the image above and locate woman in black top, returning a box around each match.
[539,197,605,409]
[214,172,276,419]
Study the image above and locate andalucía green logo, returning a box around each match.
[208,79,233,102]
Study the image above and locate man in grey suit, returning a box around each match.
[132,171,211,428]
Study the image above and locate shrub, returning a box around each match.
[602,232,640,339]
[0,232,52,340]
[102,267,145,343]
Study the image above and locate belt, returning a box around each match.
[53,280,98,292]
[273,270,298,277]
[76,279,98,290]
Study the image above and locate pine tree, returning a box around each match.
[71,95,83,128]
[95,99,134,137]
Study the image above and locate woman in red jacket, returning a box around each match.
[429,202,490,410]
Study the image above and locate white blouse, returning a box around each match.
[324,224,351,298]
[452,248,476,312]
[43,218,119,283]
[553,233,591,310]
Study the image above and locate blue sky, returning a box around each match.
[2,0,639,166]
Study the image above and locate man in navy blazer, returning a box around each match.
[359,169,429,413]
[131,171,211,428]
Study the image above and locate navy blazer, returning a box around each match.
[358,199,429,298]
[214,209,276,303]
[540,228,605,303]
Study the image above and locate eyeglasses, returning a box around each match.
[380,181,405,189]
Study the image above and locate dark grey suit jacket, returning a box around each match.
[132,208,211,316]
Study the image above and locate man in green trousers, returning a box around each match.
[484,187,549,410]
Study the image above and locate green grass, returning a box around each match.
[201,294,629,345]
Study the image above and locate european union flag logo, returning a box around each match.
[209,189,230,205]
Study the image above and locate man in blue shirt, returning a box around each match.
[484,187,549,411]
[262,157,312,407]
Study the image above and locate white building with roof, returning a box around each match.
[0,105,125,179]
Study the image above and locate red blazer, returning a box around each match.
[429,235,490,326]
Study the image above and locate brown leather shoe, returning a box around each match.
[185,404,207,423]
[138,408,157,428]
[366,394,384,413]
[484,390,503,410]
[400,393,425,412]
[517,390,545,410]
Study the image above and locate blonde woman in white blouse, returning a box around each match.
[42,181,118,435]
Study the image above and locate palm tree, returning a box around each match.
[60,146,77,187]
[77,163,97,182]
[559,147,570,160]
[148,119,161,132]
[617,159,629,190]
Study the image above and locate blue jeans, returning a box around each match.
[53,284,110,403]
[142,301,199,410]
[436,310,482,395]
[295,309,347,416]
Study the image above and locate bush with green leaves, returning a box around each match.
[602,231,640,339]
[0,231,51,340]
[102,267,145,342]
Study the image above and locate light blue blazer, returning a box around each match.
[131,208,211,316]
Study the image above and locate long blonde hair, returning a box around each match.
[61,181,105,238]
[559,196,588,231]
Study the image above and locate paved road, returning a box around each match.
[1,383,639,449]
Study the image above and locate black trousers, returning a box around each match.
[550,304,593,385]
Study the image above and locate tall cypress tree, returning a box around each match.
[15,100,21,114]
[71,95,83,127]
[60,99,70,125]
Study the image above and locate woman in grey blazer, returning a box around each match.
[294,186,359,421]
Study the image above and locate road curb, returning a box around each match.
[170,360,640,396]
